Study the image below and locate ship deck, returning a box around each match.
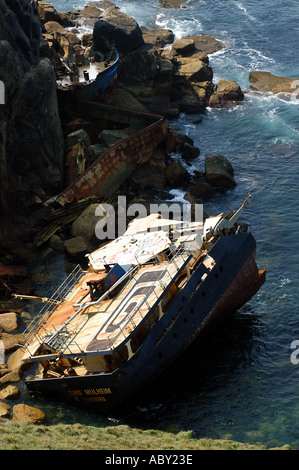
[23,253,192,360]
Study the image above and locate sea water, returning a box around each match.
[42,0,299,448]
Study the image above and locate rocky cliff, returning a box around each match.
[0,0,64,245]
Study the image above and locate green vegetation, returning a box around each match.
[0,420,290,450]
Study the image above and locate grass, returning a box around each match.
[0,420,291,450]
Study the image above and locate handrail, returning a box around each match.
[44,265,137,350]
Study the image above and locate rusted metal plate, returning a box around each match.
[45,100,174,207]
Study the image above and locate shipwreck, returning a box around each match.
[17,195,265,411]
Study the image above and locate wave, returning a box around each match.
[155,13,202,38]
[233,1,259,23]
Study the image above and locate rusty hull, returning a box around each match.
[46,99,175,207]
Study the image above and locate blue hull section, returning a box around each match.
[83,50,119,98]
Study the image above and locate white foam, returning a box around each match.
[234,1,258,23]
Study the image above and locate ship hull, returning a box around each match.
[25,232,265,411]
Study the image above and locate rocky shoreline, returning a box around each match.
[0,0,296,428]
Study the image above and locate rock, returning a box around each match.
[130,148,167,189]
[189,181,216,200]
[49,234,65,253]
[81,33,93,47]
[78,1,116,28]
[0,402,11,419]
[43,21,81,58]
[41,247,57,261]
[158,0,187,7]
[43,20,68,35]
[6,348,26,372]
[209,79,244,107]
[0,333,25,355]
[166,34,223,61]
[118,44,159,89]
[165,161,190,186]
[172,38,195,56]
[0,367,23,385]
[93,7,144,53]
[0,312,20,332]
[176,58,213,83]
[205,153,236,188]
[70,203,108,243]
[0,1,59,243]
[171,75,207,113]
[141,27,174,48]
[172,132,194,152]
[64,237,91,258]
[65,129,91,150]
[12,403,46,424]
[99,129,130,147]
[184,34,224,55]
[181,142,200,161]
[8,57,64,198]
[249,71,299,94]
[131,162,167,189]
[37,1,65,25]
[88,143,108,165]
[0,384,20,400]
[0,365,11,377]
[0,0,41,71]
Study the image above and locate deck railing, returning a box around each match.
[21,264,84,351]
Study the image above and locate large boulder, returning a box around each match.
[169,34,223,59]
[0,384,20,400]
[0,1,65,247]
[0,366,23,384]
[0,312,20,332]
[205,153,237,188]
[93,7,144,53]
[0,0,41,71]
[209,79,244,107]
[176,58,213,83]
[9,58,64,195]
[38,1,65,24]
[185,34,224,55]
[70,203,108,243]
[158,0,187,7]
[189,180,216,200]
[64,237,91,258]
[43,21,81,58]
[130,148,167,189]
[165,160,190,186]
[141,27,174,48]
[12,403,46,424]
[171,38,196,56]
[0,402,10,418]
[78,1,116,28]
[249,71,299,94]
